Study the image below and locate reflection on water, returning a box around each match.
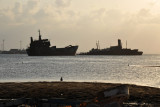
[0,54,160,88]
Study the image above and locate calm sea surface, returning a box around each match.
[0,54,160,88]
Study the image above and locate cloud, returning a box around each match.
[34,9,47,19]
[23,0,40,15]
[148,0,159,6]
[55,0,71,7]
[13,2,22,14]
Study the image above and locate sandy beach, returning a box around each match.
[0,82,159,104]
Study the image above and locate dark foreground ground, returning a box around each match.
[0,82,159,104]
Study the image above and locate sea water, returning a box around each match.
[0,54,160,88]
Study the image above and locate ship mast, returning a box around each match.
[98,40,100,49]
[96,41,100,49]
[20,40,22,50]
[38,29,41,40]
[126,40,127,49]
[96,41,98,49]
[2,39,4,51]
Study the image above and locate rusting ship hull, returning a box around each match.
[27,46,78,56]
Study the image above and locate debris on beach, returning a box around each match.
[83,85,129,107]
[0,85,129,107]
[0,82,159,107]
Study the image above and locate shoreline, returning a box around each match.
[0,80,159,89]
[0,82,159,104]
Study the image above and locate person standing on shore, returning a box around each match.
[60,77,63,81]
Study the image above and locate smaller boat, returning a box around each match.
[79,39,143,55]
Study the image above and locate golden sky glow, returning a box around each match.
[0,0,160,54]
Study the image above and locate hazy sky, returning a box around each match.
[0,0,160,54]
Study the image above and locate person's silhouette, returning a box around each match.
[60,77,63,81]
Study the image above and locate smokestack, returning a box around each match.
[30,37,33,43]
[118,39,122,49]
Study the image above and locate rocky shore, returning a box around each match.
[0,82,159,104]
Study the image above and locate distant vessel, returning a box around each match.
[0,49,26,54]
[79,39,143,55]
[26,30,78,56]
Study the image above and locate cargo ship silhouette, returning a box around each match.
[26,30,78,56]
[79,39,143,55]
